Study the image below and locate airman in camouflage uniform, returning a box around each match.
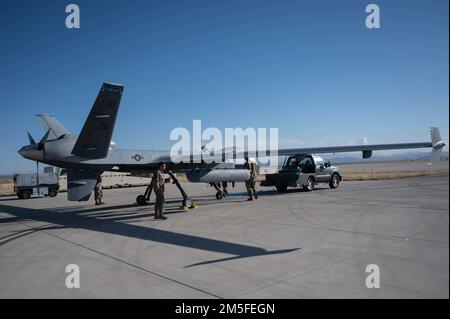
[94,175,104,205]
[244,157,258,200]
[152,162,168,220]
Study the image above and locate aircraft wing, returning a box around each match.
[170,128,442,163]
[274,142,432,157]
[71,83,124,159]
[238,128,443,163]
[170,142,433,163]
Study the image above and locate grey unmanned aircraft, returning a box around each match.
[18,83,445,206]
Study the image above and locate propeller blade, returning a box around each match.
[27,131,36,145]
[37,129,51,150]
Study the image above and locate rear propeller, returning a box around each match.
[27,129,51,150]
[27,131,36,145]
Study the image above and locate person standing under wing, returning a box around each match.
[94,175,104,205]
[244,157,258,201]
[151,162,170,220]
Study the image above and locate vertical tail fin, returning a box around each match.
[71,83,124,159]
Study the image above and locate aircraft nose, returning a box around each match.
[18,146,27,157]
[18,145,44,161]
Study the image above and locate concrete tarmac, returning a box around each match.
[0,175,448,298]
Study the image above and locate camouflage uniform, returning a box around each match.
[244,161,258,200]
[94,180,103,205]
[151,169,166,219]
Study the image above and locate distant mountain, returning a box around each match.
[0,171,35,180]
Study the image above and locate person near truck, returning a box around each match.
[244,157,258,201]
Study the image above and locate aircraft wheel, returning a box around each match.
[183,198,194,208]
[216,191,224,200]
[136,195,147,205]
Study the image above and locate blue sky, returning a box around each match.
[0,0,448,174]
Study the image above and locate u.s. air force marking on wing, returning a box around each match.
[131,154,143,161]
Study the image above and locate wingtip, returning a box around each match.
[102,82,124,93]
[103,82,124,87]
[36,113,53,118]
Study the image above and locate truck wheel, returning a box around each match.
[276,183,287,193]
[329,174,340,189]
[303,176,315,192]
[49,188,58,197]
[21,190,31,199]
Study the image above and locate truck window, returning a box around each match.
[286,157,298,167]
[300,157,312,166]
[300,157,315,173]
[315,158,324,166]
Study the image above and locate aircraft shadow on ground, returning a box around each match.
[0,202,300,267]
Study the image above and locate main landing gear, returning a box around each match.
[211,183,224,200]
[211,182,232,200]
[136,171,196,209]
